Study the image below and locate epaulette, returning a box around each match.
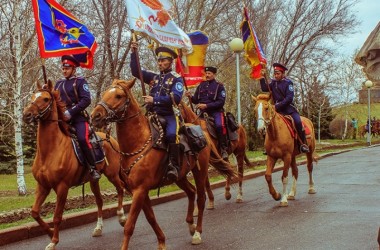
[170,71,181,78]
[216,80,224,85]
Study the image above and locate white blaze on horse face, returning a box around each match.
[257,102,265,132]
[32,92,43,102]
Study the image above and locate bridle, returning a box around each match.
[257,100,276,128]
[28,89,55,122]
[96,85,140,124]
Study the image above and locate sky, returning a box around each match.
[338,0,380,56]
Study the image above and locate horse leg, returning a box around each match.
[224,156,232,201]
[265,157,281,201]
[235,152,245,203]
[205,175,215,210]
[141,195,166,250]
[45,184,69,250]
[190,169,206,245]
[280,155,292,207]
[121,189,147,250]
[106,174,126,226]
[288,157,298,200]
[89,180,104,237]
[306,152,316,194]
[176,178,197,237]
[31,184,52,238]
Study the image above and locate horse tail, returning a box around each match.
[206,136,237,180]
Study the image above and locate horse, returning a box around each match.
[179,101,251,206]
[22,80,127,250]
[251,93,317,207]
[90,79,236,250]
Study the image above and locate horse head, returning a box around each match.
[91,78,138,128]
[23,79,56,124]
[251,93,274,136]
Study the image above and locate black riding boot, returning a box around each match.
[167,143,181,181]
[82,147,101,180]
[217,132,229,160]
[299,130,310,153]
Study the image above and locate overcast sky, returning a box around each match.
[338,0,380,56]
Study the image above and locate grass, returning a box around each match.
[0,137,377,230]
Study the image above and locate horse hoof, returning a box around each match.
[274,193,282,201]
[225,191,232,200]
[308,189,316,194]
[188,223,196,236]
[287,195,295,200]
[45,243,56,250]
[191,231,202,245]
[280,201,288,207]
[206,201,215,210]
[236,193,243,203]
[92,227,102,237]
[158,243,167,250]
[118,215,127,227]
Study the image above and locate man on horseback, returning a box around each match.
[260,63,309,153]
[54,55,101,180]
[185,66,229,160]
[130,42,184,181]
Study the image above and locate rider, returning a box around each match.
[185,66,229,160]
[130,42,184,181]
[260,63,309,153]
[54,55,101,180]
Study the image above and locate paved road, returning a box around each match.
[3,146,380,250]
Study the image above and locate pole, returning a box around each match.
[236,52,241,125]
[367,87,371,146]
[131,31,147,96]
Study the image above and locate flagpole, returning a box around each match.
[39,56,48,85]
[178,49,194,112]
[131,31,147,96]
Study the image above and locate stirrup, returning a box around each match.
[90,169,101,180]
[300,144,310,153]
[221,150,229,160]
[167,168,178,181]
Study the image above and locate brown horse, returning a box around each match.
[252,93,317,207]
[90,79,236,250]
[179,101,250,206]
[22,80,126,250]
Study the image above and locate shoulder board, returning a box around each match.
[216,81,224,85]
[147,70,158,75]
[283,77,292,83]
[170,71,181,78]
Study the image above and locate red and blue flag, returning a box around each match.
[240,7,267,79]
[32,0,97,68]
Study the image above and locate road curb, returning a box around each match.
[0,145,373,246]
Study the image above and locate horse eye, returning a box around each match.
[44,97,49,102]
[116,94,122,99]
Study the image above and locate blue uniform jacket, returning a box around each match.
[130,52,184,116]
[260,77,297,115]
[191,79,226,113]
[54,76,91,122]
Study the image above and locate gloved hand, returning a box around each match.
[64,110,71,121]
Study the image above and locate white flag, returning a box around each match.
[126,0,192,52]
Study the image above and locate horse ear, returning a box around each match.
[36,80,42,90]
[251,95,257,103]
[47,79,53,90]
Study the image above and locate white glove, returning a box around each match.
[64,110,71,120]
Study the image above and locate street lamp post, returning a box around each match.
[229,38,244,125]
[365,80,373,146]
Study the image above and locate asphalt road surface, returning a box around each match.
[3,146,380,250]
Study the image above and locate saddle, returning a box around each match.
[147,113,207,154]
[203,113,239,143]
[70,127,105,166]
[280,114,311,142]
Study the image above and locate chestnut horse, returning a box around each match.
[252,93,317,207]
[91,79,236,250]
[179,102,250,206]
[22,80,126,250]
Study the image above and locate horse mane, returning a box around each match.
[52,89,71,136]
[256,93,271,101]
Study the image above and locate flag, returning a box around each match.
[240,7,267,79]
[176,31,209,88]
[126,0,192,52]
[32,0,97,68]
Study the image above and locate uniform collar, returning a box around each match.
[160,68,172,75]
[65,75,77,80]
